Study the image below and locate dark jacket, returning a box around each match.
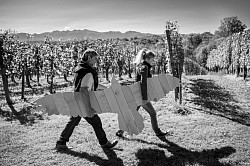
[135,61,152,100]
[73,62,98,92]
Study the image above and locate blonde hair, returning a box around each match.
[133,49,155,65]
[133,49,146,65]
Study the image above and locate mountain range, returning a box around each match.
[17,29,155,42]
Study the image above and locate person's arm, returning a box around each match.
[79,86,93,112]
[140,65,148,101]
[79,73,95,112]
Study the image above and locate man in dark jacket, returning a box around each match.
[56,49,118,150]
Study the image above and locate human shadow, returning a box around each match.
[57,148,124,166]
[125,137,236,166]
[186,78,250,126]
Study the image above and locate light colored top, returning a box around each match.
[80,73,94,91]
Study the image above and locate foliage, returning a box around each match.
[182,33,213,75]
[0,32,170,94]
[184,57,208,75]
[216,16,247,38]
[195,45,209,68]
[165,21,185,78]
[206,30,250,73]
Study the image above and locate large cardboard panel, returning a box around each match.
[104,87,119,114]
[33,99,46,112]
[89,91,102,114]
[84,92,96,117]
[63,92,82,117]
[74,92,88,117]
[121,86,144,132]
[151,76,165,99]
[121,86,137,111]
[94,91,111,113]
[117,113,130,134]
[105,86,129,133]
[42,95,59,115]
[52,93,70,116]
[32,74,180,136]
[165,74,174,90]
[128,82,143,106]
[81,91,96,117]
[111,77,139,135]
[173,77,180,88]
[158,74,171,94]
[147,78,158,101]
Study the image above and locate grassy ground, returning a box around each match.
[0,74,250,166]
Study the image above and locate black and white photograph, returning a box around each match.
[0,0,249,165]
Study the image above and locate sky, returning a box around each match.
[0,0,249,35]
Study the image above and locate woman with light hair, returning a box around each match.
[116,49,170,138]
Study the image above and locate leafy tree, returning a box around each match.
[182,33,204,61]
[200,32,214,44]
[183,33,202,49]
[206,30,250,77]
[0,30,19,116]
[183,44,194,60]
[195,45,209,67]
[216,16,247,37]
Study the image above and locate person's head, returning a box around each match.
[145,50,155,65]
[80,49,99,66]
[133,49,155,65]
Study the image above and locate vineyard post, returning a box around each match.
[242,32,249,80]
[178,60,182,104]
[133,43,137,76]
[35,46,41,86]
[127,48,132,78]
[25,53,32,88]
[174,32,183,105]
[236,33,242,77]
[165,29,173,75]
[165,20,179,102]
[21,50,25,99]
[50,48,54,94]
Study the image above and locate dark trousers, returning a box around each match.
[59,114,108,145]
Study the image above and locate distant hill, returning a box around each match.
[17,29,155,41]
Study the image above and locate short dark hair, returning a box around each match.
[80,49,98,62]
[144,50,155,59]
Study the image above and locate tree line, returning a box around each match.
[182,16,249,77]
[0,29,185,113]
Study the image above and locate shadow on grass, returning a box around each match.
[125,137,235,166]
[186,78,250,126]
[0,106,43,126]
[57,148,124,166]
